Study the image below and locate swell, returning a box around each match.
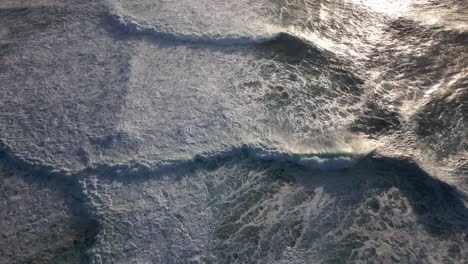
[3,140,467,262]
[0,139,364,181]
[79,144,365,179]
[105,11,321,47]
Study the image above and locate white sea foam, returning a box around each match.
[207,144,361,171]
[84,142,368,178]
[107,0,281,45]
[108,12,283,45]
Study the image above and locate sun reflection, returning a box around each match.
[353,0,468,31]
[350,0,413,16]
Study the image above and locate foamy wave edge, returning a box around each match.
[106,12,282,45]
[0,141,364,179]
[89,144,364,178]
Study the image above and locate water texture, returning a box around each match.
[0,0,467,263]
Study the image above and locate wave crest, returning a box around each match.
[107,12,283,45]
[0,140,364,181]
[84,144,365,178]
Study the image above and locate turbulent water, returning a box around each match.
[0,0,467,263]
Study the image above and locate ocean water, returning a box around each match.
[0,0,467,263]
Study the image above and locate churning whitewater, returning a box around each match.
[0,0,467,263]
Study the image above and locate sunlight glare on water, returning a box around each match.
[351,0,413,15]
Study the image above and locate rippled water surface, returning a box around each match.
[0,0,467,263]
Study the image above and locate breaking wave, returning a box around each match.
[3,1,468,263]
[84,143,366,178]
[0,139,364,181]
[107,12,283,45]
